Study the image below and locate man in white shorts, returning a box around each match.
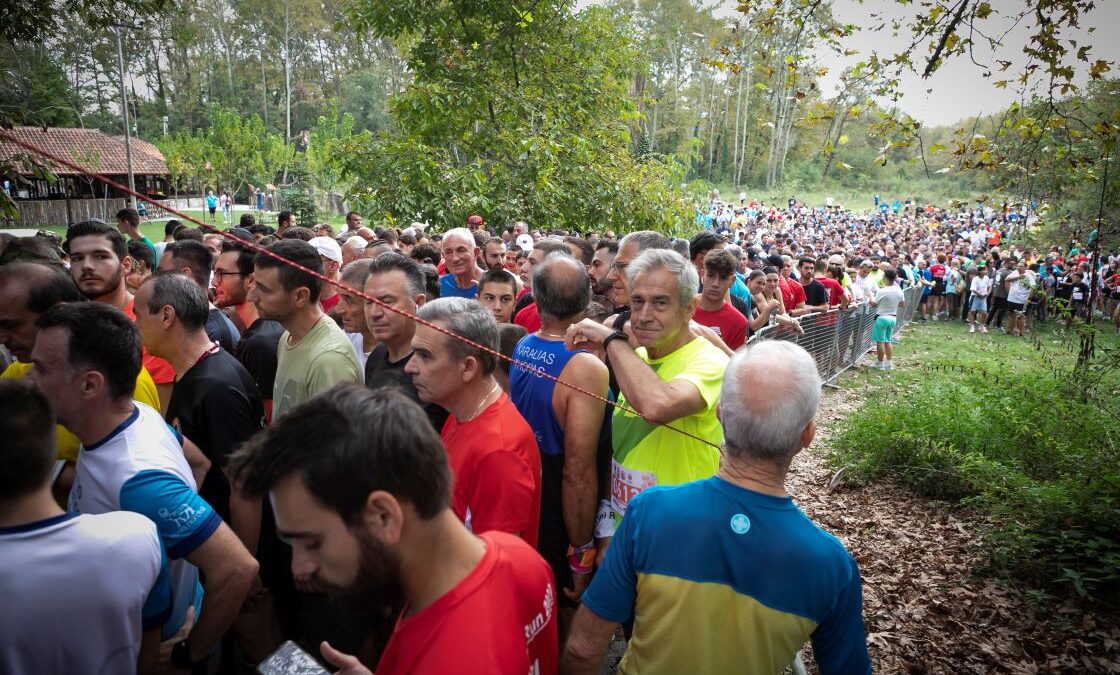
[968,262,993,333]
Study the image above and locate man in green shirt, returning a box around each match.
[566,248,728,535]
[250,239,362,421]
[116,208,157,258]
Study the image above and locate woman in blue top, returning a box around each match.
[917,259,934,320]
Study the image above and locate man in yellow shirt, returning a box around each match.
[0,263,161,465]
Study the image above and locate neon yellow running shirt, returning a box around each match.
[610,337,727,526]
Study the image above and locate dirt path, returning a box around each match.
[789,376,1120,674]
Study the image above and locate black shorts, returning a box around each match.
[208,206,216,214]
[920,294,929,305]
[931,279,945,296]
[1007,301,1025,313]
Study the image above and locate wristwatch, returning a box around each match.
[170,639,204,671]
[601,329,630,352]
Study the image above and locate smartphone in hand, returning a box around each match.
[257,641,329,675]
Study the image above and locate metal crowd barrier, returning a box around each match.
[746,284,924,384]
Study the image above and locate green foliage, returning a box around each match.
[338,2,694,232]
[280,189,319,227]
[0,0,170,44]
[832,334,1120,600]
[0,43,84,128]
[157,105,296,199]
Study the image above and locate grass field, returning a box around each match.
[831,315,1120,598]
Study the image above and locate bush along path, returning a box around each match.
[787,336,1120,674]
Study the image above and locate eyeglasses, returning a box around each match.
[212,270,246,281]
[610,261,630,273]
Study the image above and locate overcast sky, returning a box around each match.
[712,0,1120,128]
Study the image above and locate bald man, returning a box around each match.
[509,253,609,624]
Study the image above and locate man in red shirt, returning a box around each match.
[405,297,542,547]
[64,220,176,412]
[693,249,747,350]
[229,385,558,675]
[814,258,848,308]
[768,254,806,314]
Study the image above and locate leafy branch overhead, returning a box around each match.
[338,0,694,231]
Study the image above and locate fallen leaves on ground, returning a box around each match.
[789,377,1120,674]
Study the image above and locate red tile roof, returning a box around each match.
[0,127,168,176]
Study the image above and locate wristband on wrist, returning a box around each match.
[601,330,629,352]
[567,541,596,575]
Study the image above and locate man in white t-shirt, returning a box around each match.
[851,260,879,304]
[0,379,171,675]
[968,263,994,333]
[29,302,258,672]
[1003,260,1035,337]
[870,269,905,370]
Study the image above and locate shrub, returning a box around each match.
[832,340,1120,600]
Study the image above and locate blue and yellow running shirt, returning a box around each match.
[582,477,872,675]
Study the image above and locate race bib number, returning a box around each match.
[610,459,657,523]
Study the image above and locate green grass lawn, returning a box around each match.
[831,314,1120,599]
[840,312,1120,387]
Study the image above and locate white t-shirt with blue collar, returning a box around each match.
[69,402,219,640]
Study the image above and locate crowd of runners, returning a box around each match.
[0,193,1117,675]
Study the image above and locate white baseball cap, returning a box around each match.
[516,234,534,252]
[308,236,343,264]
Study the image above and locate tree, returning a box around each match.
[340,0,694,231]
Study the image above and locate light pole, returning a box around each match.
[114,26,137,209]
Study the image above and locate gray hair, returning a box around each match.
[720,341,820,462]
[367,252,425,298]
[146,272,208,332]
[669,238,690,260]
[340,259,374,289]
[417,297,498,375]
[625,249,698,309]
[619,230,670,254]
[534,252,590,321]
[441,228,475,249]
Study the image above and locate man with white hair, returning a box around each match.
[340,235,368,265]
[563,341,871,675]
[307,236,343,314]
[566,249,728,535]
[439,227,485,299]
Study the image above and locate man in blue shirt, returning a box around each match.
[509,253,609,611]
[440,227,485,299]
[563,340,871,675]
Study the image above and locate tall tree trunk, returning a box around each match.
[260,38,269,127]
[736,48,753,188]
[213,4,235,99]
[732,46,745,187]
[283,0,292,141]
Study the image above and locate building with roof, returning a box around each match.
[0,126,170,226]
